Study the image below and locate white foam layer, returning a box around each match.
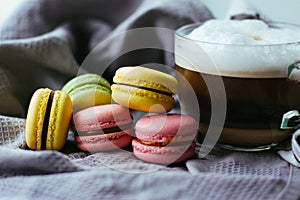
[188,19,300,45]
[175,20,300,78]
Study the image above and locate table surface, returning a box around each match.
[0,115,300,200]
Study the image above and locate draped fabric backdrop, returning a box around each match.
[0,0,211,117]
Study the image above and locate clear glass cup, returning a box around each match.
[175,21,300,151]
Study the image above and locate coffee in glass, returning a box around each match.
[175,19,300,151]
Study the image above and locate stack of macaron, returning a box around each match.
[111,66,198,164]
[24,66,198,165]
[62,73,134,152]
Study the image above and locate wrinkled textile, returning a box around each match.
[0,0,212,117]
[1,0,300,199]
[0,115,300,200]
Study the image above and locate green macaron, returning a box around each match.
[62,73,112,113]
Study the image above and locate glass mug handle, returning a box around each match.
[281,61,300,129]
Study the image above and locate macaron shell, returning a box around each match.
[73,104,133,132]
[73,104,134,152]
[132,139,196,164]
[135,114,198,143]
[62,73,112,113]
[111,84,174,113]
[75,129,133,152]
[113,66,178,94]
[62,73,111,94]
[25,89,72,150]
[70,85,111,113]
[46,90,72,150]
[25,88,51,150]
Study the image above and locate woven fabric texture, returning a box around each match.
[0,114,299,200]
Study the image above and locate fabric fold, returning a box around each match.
[0,0,213,117]
[0,147,82,177]
[278,130,300,168]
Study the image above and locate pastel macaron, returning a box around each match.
[72,104,134,152]
[111,66,178,113]
[25,88,72,150]
[62,73,111,113]
[132,114,198,164]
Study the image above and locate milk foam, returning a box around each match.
[175,19,300,78]
[188,19,300,45]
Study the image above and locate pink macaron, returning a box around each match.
[72,104,134,152]
[132,114,198,164]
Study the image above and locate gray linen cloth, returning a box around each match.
[1,0,300,199]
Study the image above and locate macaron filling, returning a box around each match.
[76,130,133,143]
[116,83,173,97]
[41,91,55,150]
[75,123,134,136]
[135,138,193,147]
[133,139,196,154]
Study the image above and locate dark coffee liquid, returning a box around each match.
[176,64,300,130]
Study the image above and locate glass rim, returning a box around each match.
[175,21,300,47]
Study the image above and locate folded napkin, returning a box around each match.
[277,130,300,167]
[225,0,270,22]
[277,110,300,167]
[292,131,300,165]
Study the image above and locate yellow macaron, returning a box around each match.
[111,66,178,113]
[25,88,72,150]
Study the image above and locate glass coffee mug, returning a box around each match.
[175,20,300,151]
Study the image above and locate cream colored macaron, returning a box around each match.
[111,66,178,113]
